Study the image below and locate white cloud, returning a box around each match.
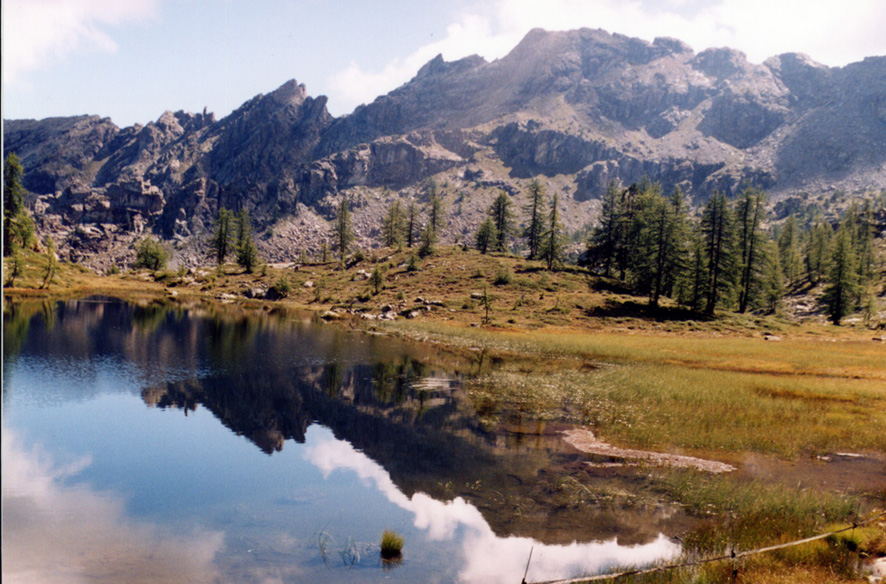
[303,433,680,584]
[2,428,224,583]
[325,0,886,114]
[2,0,159,86]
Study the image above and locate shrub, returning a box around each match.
[493,267,513,286]
[133,237,169,271]
[268,276,292,299]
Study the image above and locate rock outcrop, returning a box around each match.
[4,28,885,269]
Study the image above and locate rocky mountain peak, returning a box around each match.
[691,47,751,79]
[269,79,308,106]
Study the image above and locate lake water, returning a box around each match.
[2,299,680,583]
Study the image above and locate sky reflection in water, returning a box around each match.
[3,300,680,583]
[305,434,680,584]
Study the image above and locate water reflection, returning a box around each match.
[1,428,224,584]
[305,433,680,583]
[4,299,688,582]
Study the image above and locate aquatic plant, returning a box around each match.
[380,529,404,559]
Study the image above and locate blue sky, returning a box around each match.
[3,0,885,128]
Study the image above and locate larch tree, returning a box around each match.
[212,207,235,266]
[735,186,767,313]
[334,197,354,264]
[823,221,859,325]
[381,200,405,248]
[589,180,621,277]
[236,208,259,273]
[489,191,514,253]
[4,152,35,256]
[777,214,802,287]
[539,191,566,270]
[475,217,497,254]
[700,190,736,314]
[523,178,546,260]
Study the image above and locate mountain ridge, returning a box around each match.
[4,27,886,270]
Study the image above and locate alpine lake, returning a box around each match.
[4,297,867,583]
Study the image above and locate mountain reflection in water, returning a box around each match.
[3,299,683,583]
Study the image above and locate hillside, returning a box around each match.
[4,27,886,271]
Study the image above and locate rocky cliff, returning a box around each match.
[4,28,885,269]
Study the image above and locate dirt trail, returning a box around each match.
[561,428,736,473]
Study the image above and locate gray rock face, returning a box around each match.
[4,28,886,268]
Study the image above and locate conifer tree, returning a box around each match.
[805,218,833,285]
[4,152,35,256]
[854,201,877,286]
[236,208,259,272]
[735,186,767,313]
[635,184,689,306]
[777,214,802,287]
[489,191,514,253]
[700,190,736,314]
[405,201,419,248]
[761,239,784,314]
[212,207,235,265]
[41,236,57,289]
[539,191,566,270]
[589,180,622,277]
[823,221,859,325]
[334,197,354,263]
[425,178,445,237]
[381,200,405,248]
[523,178,546,260]
[685,225,707,311]
[475,218,497,254]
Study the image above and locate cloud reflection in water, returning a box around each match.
[1,429,225,584]
[304,434,680,584]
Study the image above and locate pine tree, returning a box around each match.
[334,197,354,263]
[539,191,566,270]
[823,221,859,325]
[523,178,546,260]
[489,191,514,253]
[212,207,235,265]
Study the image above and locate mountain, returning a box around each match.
[4,28,886,270]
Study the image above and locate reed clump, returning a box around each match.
[380,529,404,559]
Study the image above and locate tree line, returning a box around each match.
[584,179,881,324]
